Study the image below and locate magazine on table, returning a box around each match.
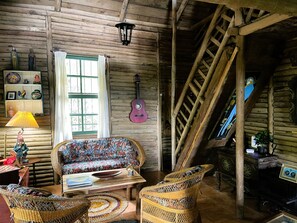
[66,176,93,188]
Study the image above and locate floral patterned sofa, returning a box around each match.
[51,137,146,180]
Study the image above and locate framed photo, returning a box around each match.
[6,91,16,100]
[279,163,297,183]
[265,211,297,222]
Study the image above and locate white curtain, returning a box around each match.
[97,55,110,138]
[54,51,72,146]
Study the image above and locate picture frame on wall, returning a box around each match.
[6,91,16,100]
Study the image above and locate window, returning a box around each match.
[66,56,98,135]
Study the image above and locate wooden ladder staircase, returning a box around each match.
[172,6,281,170]
[172,6,236,169]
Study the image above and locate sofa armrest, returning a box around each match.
[51,140,70,178]
[126,137,146,169]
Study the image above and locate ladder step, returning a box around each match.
[189,82,199,96]
[182,102,191,114]
[258,10,265,17]
[215,25,226,35]
[197,69,206,80]
[176,126,182,137]
[180,110,188,123]
[206,49,215,58]
[210,36,221,47]
[186,95,195,106]
[202,59,210,70]
[177,116,185,130]
[221,14,232,22]
[193,78,202,89]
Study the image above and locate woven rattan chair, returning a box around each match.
[139,164,214,223]
[0,187,90,223]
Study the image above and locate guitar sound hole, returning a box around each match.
[136,103,142,110]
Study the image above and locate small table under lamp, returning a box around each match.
[5,111,39,164]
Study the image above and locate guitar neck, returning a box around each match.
[136,82,140,99]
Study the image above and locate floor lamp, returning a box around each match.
[5,111,39,163]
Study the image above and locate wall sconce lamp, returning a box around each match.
[115,22,135,46]
[5,111,39,163]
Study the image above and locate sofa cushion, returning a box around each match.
[62,158,140,175]
[60,137,139,165]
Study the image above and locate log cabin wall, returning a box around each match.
[0,1,196,184]
[0,3,53,186]
[245,36,297,165]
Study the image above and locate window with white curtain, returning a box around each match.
[65,55,99,135]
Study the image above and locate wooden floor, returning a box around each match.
[0,171,272,223]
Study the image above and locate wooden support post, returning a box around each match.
[268,76,274,154]
[171,0,177,170]
[157,33,162,171]
[46,15,58,184]
[235,35,245,219]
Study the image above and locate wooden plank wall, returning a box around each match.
[272,37,297,164]
[0,4,53,186]
[245,37,297,165]
[0,0,166,185]
[49,5,159,172]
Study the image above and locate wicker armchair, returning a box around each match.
[0,187,90,223]
[139,164,214,223]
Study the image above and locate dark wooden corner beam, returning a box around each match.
[120,0,130,22]
[194,0,297,16]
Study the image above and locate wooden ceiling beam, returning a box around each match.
[177,0,189,22]
[119,0,129,22]
[55,0,62,12]
[239,13,292,36]
[194,0,297,16]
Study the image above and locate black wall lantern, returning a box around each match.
[115,22,135,46]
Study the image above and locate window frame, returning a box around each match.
[66,55,99,135]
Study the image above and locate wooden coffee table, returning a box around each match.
[62,168,146,201]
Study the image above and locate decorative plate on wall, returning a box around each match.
[6,72,21,84]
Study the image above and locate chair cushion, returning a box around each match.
[6,184,53,197]
[181,165,202,177]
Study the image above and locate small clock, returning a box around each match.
[279,163,297,183]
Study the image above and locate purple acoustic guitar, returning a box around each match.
[129,74,148,123]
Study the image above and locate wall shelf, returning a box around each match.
[3,70,43,117]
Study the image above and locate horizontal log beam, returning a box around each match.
[239,14,292,35]
[194,0,297,16]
